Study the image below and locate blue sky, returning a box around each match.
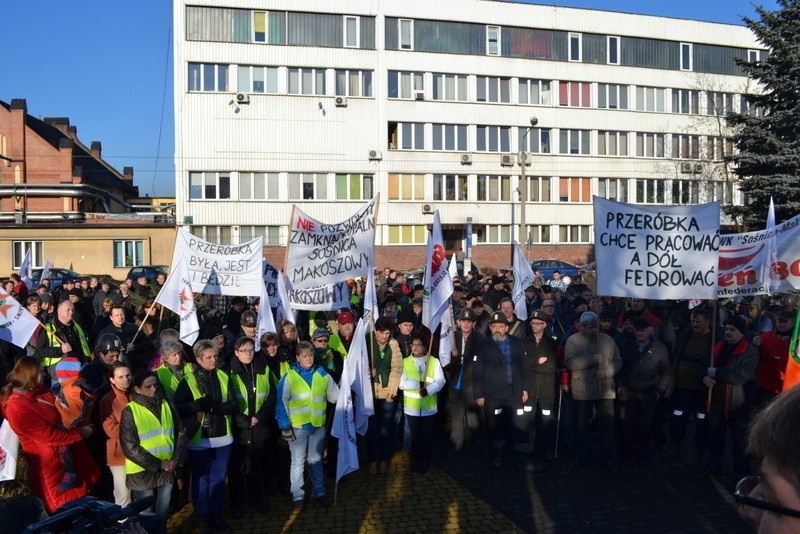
[1,0,780,197]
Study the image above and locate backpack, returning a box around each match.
[55,376,97,429]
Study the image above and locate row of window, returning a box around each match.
[11,241,146,270]
[187,171,733,206]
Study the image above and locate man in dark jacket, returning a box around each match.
[702,315,758,480]
[448,308,485,452]
[523,310,558,470]
[473,312,530,468]
[99,306,153,372]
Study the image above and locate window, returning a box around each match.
[672,180,700,205]
[237,66,278,94]
[707,136,734,161]
[477,225,511,244]
[336,174,373,200]
[241,226,281,245]
[559,81,591,107]
[680,43,693,71]
[740,95,765,117]
[12,241,42,269]
[487,25,500,56]
[188,63,228,92]
[476,126,510,152]
[388,71,423,99]
[558,130,591,155]
[388,122,424,150]
[607,36,620,64]
[239,172,279,200]
[432,124,468,151]
[388,174,424,200]
[113,240,144,268]
[344,16,359,48]
[671,134,700,159]
[432,73,468,101]
[672,89,699,114]
[748,49,761,62]
[526,225,551,244]
[190,226,232,245]
[706,91,735,115]
[433,175,468,201]
[558,177,592,202]
[598,178,628,202]
[569,33,582,62]
[477,175,511,201]
[708,181,730,204]
[597,84,628,110]
[476,76,511,103]
[636,133,666,158]
[525,176,551,202]
[559,225,591,243]
[388,225,426,244]
[636,179,666,204]
[189,172,231,200]
[597,131,628,156]
[288,68,326,95]
[635,86,666,112]
[288,173,327,200]
[335,70,373,97]
[399,19,413,50]
[519,128,551,154]
[518,79,552,106]
[253,11,267,42]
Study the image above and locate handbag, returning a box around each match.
[0,419,20,481]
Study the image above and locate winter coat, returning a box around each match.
[100,386,130,466]
[523,334,558,400]
[473,335,530,401]
[565,331,622,401]
[3,387,100,512]
[229,354,275,444]
[449,330,485,395]
[119,391,186,491]
[711,338,759,416]
[617,337,671,395]
[368,337,403,401]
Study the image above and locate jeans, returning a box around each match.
[575,398,615,463]
[188,445,232,516]
[288,426,326,502]
[132,483,173,534]
[366,398,398,462]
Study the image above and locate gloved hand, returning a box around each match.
[419,388,428,398]
[191,396,214,413]
[281,428,296,443]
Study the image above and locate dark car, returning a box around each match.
[126,265,169,281]
[529,259,582,281]
[31,268,81,289]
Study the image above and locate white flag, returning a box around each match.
[363,270,379,326]
[766,198,781,296]
[40,259,53,284]
[18,248,33,290]
[275,271,294,324]
[438,305,455,367]
[512,242,535,320]
[0,288,40,349]
[422,211,454,330]
[254,278,277,351]
[155,257,200,346]
[448,252,458,280]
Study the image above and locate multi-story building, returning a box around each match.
[174,0,762,271]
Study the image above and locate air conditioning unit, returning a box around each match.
[694,163,704,173]
[422,204,434,214]
[235,92,250,104]
[334,96,348,107]
[518,152,531,166]
[460,153,473,165]
[368,150,383,161]
[500,154,514,167]
[414,91,425,101]
[680,162,693,174]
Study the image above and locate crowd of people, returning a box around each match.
[0,265,799,533]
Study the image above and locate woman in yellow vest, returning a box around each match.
[153,339,194,398]
[229,336,275,518]
[276,341,339,511]
[399,334,445,474]
[174,339,238,533]
[119,370,186,534]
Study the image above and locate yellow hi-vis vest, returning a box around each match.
[183,370,232,444]
[155,363,194,398]
[403,356,437,412]
[125,399,175,475]
[42,321,91,367]
[286,369,327,428]
[231,370,270,417]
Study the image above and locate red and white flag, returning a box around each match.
[155,257,200,345]
[0,288,39,349]
[422,211,454,330]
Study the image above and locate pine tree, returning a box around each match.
[726,0,800,228]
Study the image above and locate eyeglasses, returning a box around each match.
[735,475,800,519]
[236,348,255,354]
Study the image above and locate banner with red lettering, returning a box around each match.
[286,197,377,290]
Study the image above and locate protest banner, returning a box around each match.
[171,228,263,296]
[286,197,377,289]
[262,259,281,308]
[0,288,39,349]
[593,197,720,300]
[285,280,351,312]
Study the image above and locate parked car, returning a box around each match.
[529,259,582,281]
[31,268,81,289]
[126,265,168,281]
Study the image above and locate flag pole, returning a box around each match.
[130,277,169,345]
[284,204,296,274]
[706,300,718,410]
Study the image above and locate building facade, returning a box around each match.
[174,0,761,271]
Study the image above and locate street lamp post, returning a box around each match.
[510,188,519,264]
[519,117,538,256]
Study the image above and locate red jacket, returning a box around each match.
[100,387,130,466]
[3,387,100,512]
[756,331,790,394]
